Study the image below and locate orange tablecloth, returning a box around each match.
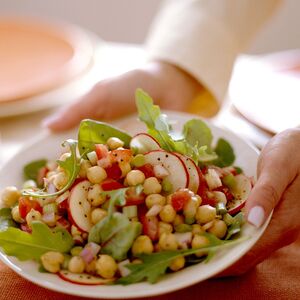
[1,238,299,300]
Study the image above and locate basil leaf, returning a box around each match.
[23,159,47,181]
[213,138,235,167]
[78,119,131,155]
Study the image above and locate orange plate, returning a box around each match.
[0,18,93,103]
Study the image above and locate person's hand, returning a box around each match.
[221,128,300,276]
[43,61,202,131]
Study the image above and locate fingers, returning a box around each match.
[42,82,111,131]
[245,130,299,227]
[219,175,300,277]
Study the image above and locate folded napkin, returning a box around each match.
[1,238,299,300]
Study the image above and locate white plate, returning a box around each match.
[0,112,268,299]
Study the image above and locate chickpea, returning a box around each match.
[192,224,204,236]
[91,208,107,224]
[192,235,210,257]
[173,214,184,226]
[196,205,216,224]
[87,166,107,184]
[26,209,42,228]
[166,194,173,205]
[132,235,154,256]
[208,220,227,239]
[79,159,92,178]
[88,184,105,206]
[1,186,20,207]
[107,137,124,150]
[41,251,64,273]
[169,256,185,271]
[11,206,24,223]
[71,225,82,237]
[53,172,68,190]
[143,177,162,195]
[85,259,97,274]
[158,222,173,236]
[158,233,178,251]
[183,198,200,220]
[68,256,85,273]
[126,170,145,186]
[119,162,131,177]
[145,194,166,208]
[159,204,176,223]
[96,255,117,279]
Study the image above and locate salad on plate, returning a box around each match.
[0,89,253,285]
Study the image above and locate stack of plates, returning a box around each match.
[229,50,300,133]
[0,17,98,117]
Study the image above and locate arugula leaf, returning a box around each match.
[0,221,74,261]
[0,208,17,231]
[22,139,80,198]
[213,138,235,167]
[23,159,47,182]
[78,119,132,155]
[136,89,174,151]
[117,233,246,285]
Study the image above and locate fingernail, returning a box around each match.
[41,114,61,128]
[247,206,265,228]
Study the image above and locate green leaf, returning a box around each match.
[225,212,245,240]
[88,212,130,245]
[78,119,132,155]
[22,139,80,198]
[183,119,213,150]
[101,221,142,261]
[0,208,17,231]
[213,138,235,167]
[135,89,173,151]
[117,233,246,285]
[0,221,74,261]
[23,159,47,183]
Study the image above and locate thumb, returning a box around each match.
[245,133,297,227]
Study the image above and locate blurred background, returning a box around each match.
[1,0,300,52]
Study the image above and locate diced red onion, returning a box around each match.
[174,232,192,249]
[146,204,163,217]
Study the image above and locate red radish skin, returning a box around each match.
[101,179,124,191]
[176,154,200,193]
[144,150,189,193]
[130,133,161,154]
[58,270,114,285]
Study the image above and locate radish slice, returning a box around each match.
[144,150,189,193]
[58,270,114,285]
[227,174,252,215]
[68,180,92,232]
[130,133,160,154]
[176,154,200,193]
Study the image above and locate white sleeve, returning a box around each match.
[146,0,282,104]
